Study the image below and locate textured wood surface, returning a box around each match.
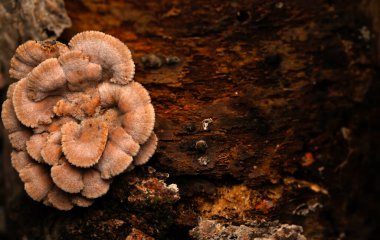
[1,0,379,239]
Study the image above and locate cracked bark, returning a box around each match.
[1,0,379,239]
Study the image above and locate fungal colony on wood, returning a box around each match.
[1,31,158,210]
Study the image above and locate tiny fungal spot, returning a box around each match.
[275,2,284,9]
[202,118,213,131]
[341,127,352,141]
[359,26,371,41]
[141,54,163,69]
[195,140,208,153]
[165,56,181,65]
[197,155,209,166]
[141,54,181,68]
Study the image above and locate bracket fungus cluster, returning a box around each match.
[1,31,158,210]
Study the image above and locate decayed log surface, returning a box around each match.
[1,0,380,239]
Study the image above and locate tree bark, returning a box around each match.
[1,0,380,239]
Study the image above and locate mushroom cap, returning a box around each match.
[26,133,48,162]
[26,58,66,101]
[98,82,151,112]
[41,131,62,165]
[19,164,53,201]
[51,159,84,193]
[8,130,31,151]
[58,50,102,91]
[45,187,74,211]
[71,195,94,207]
[96,141,134,179]
[9,40,68,80]
[109,127,140,156]
[69,31,135,84]
[11,151,34,173]
[1,99,22,133]
[98,82,121,107]
[61,118,108,167]
[118,82,151,113]
[133,132,158,166]
[9,57,34,81]
[12,78,60,128]
[6,83,17,99]
[81,169,110,199]
[122,104,155,144]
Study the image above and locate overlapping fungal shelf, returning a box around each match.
[1,31,157,210]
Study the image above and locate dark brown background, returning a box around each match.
[1,0,379,239]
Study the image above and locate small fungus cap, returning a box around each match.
[9,40,68,80]
[12,78,60,128]
[134,133,158,166]
[69,31,135,85]
[2,31,157,210]
[26,58,66,101]
[26,133,48,162]
[61,119,108,168]
[19,164,53,201]
[51,159,84,193]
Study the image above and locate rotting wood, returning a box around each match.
[1,0,379,239]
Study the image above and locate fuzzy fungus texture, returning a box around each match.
[1,31,158,210]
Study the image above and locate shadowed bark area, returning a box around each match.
[1,0,379,239]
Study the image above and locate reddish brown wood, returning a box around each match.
[1,0,379,239]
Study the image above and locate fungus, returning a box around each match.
[51,159,84,193]
[69,31,135,84]
[81,169,110,199]
[134,133,158,166]
[61,119,108,167]
[26,133,49,162]
[26,58,66,101]
[109,127,140,156]
[41,131,63,166]
[53,89,101,119]
[45,187,74,211]
[118,82,151,112]
[1,31,157,210]
[98,82,121,107]
[8,131,31,151]
[195,139,208,153]
[12,78,60,128]
[58,50,102,91]
[9,40,68,80]
[121,104,155,144]
[71,195,94,207]
[11,151,34,173]
[202,118,213,131]
[1,99,22,133]
[97,141,134,179]
[141,53,163,68]
[19,164,53,201]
